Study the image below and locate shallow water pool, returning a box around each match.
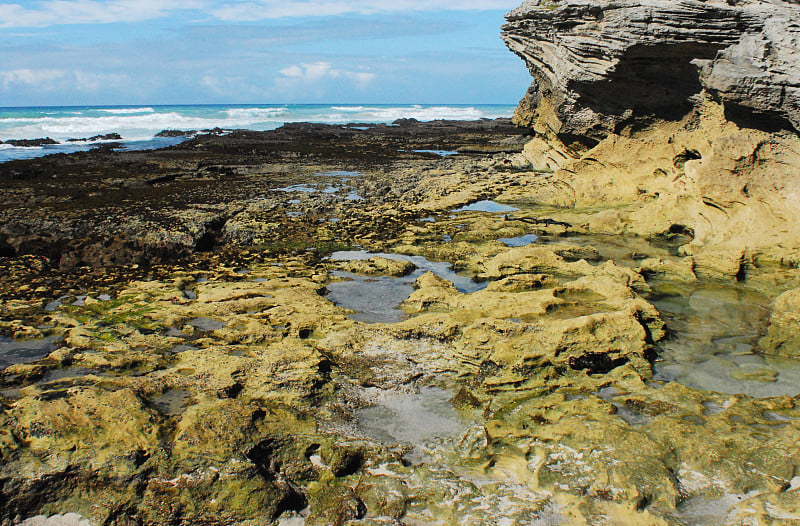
[326,250,487,323]
[453,200,519,213]
[652,284,800,398]
[0,336,63,371]
[355,386,464,446]
[499,233,538,247]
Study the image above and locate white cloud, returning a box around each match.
[277,61,375,88]
[278,65,305,78]
[0,68,127,92]
[349,71,377,89]
[209,0,519,21]
[0,0,202,28]
[0,68,66,89]
[0,0,515,27]
[73,71,128,91]
[211,0,516,20]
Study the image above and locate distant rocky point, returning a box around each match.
[66,133,122,143]
[155,129,196,137]
[2,138,59,147]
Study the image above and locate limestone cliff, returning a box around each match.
[501,0,800,267]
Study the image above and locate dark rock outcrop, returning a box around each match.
[66,133,123,142]
[155,129,196,137]
[2,138,59,147]
[502,0,800,142]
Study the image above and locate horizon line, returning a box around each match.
[1,102,520,110]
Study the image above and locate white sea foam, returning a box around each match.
[1,105,511,141]
[97,107,155,114]
[19,513,93,526]
[0,143,43,150]
[0,111,284,142]
[224,106,288,118]
[317,105,507,123]
[331,106,369,111]
[0,104,514,161]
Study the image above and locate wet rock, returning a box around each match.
[66,134,123,143]
[155,129,196,137]
[305,486,366,526]
[450,386,483,409]
[569,352,630,375]
[329,447,364,477]
[3,138,59,147]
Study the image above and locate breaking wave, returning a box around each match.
[0,104,514,162]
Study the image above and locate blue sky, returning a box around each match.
[0,1,531,106]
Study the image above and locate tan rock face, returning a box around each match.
[337,256,416,277]
[502,98,800,263]
[503,1,800,262]
[760,288,800,357]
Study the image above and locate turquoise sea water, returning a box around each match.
[0,104,515,162]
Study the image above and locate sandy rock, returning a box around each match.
[485,273,559,292]
[481,383,800,518]
[727,490,800,524]
[637,257,698,284]
[479,244,650,293]
[689,250,747,281]
[337,256,416,277]
[8,387,158,471]
[760,288,800,357]
[401,272,458,314]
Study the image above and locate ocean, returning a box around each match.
[0,104,515,162]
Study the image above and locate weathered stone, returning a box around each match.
[637,257,698,284]
[760,288,800,357]
[337,256,416,277]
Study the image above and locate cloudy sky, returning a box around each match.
[0,0,530,107]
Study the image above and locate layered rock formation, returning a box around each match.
[502,0,800,141]
[501,0,800,266]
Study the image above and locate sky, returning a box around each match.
[0,1,531,106]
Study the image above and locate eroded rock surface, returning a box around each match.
[2,116,800,524]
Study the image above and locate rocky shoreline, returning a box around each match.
[1,115,798,525]
[3,0,800,524]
